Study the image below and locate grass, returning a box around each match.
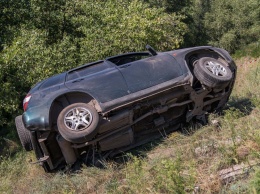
[233,42,260,59]
[0,57,260,193]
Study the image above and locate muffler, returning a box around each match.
[56,135,77,165]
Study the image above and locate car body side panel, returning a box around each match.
[23,72,191,131]
[22,85,70,131]
[65,65,130,103]
[118,53,184,93]
[22,46,234,132]
[100,72,192,113]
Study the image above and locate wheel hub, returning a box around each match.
[64,107,93,131]
[205,61,227,77]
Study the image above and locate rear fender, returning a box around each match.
[49,91,101,130]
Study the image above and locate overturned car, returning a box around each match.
[15,45,236,172]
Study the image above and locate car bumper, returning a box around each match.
[22,106,50,131]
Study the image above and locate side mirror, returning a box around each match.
[146,45,157,56]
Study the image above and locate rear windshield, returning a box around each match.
[67,62,111,81]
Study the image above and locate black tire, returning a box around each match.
[15,115,33,151]
[194,57,233,88]
[57,103,99,143]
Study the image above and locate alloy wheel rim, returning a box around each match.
[64,107,93,131]
[205,61,227,77]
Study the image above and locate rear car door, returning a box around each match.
[117,53,184,93]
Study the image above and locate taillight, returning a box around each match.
[23,94,31,111]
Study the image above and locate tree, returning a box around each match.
[143,0,191,14]
[0,0,30,50]
[182,0,210,47]
[204,0,260,52]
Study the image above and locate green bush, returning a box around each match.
[251,169,260,193]
[204,0,260,53]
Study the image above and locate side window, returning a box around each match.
[40,73,65,89]
[107,53,151,66]
[67,62,111,81]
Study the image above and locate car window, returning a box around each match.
[67,62,111,81]
[107,53,151,66]
[39,73,65,89]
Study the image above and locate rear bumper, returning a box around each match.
[15,115,52,172]
[22,106,50,131]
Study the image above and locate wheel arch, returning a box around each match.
[185,49,227,67]
[49,91,101,130]
[182,47,236,69]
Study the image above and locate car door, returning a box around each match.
[65,61,130,103]
[117,53,184,93]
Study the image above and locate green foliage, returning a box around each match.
[74,0,186,59]
[144,0,191,14]
[251,169,260,193]
[234,42,260,58]
[248,63,260,107]
[203,0,260,52]
[153,157,195,193]
[106,154,195,193]
[0,151,28,193]
[0,0,31,49]
[0,29,80,127]
[181,0,211,47]
[30,0,86,44]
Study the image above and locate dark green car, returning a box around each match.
[15,45,236,172]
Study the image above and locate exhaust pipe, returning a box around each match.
[56,135,77,165]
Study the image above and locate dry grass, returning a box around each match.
[1,57,260,193]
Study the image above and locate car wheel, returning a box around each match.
[15,115,33,151]
[57,103,99,143]
[194,57,233,88]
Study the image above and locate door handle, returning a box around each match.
[72,78,84,83]
[120,64,131,68]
